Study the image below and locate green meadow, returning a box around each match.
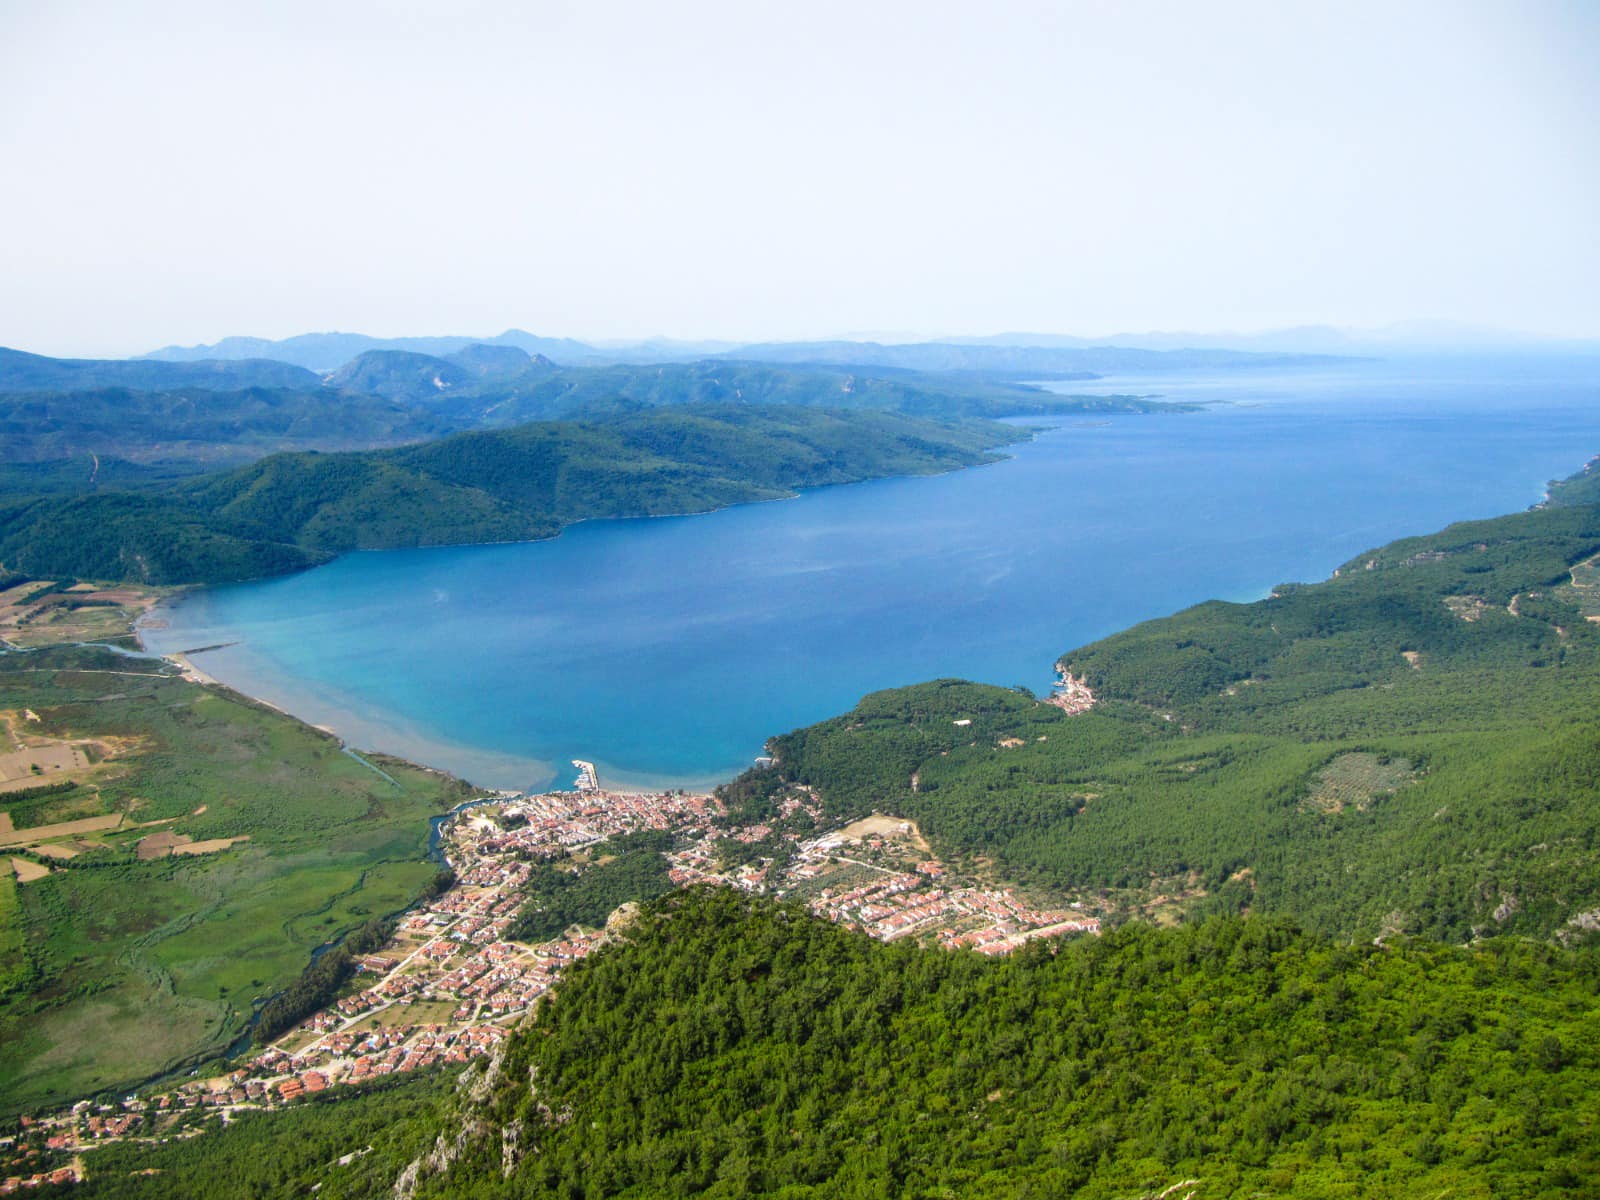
[0,645,473,1116]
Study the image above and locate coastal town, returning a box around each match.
[1046,666,1098,715]
[2,767,1100,1189]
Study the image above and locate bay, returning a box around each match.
[142,355,1600,792]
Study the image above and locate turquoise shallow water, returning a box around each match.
[143,356,1600,791]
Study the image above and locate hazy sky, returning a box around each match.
[2,0,1596,356]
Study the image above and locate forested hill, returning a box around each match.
[323,346,551,402]
[420,359,1170,424]
[1544,453,1600,508]
[80,890,1600,1198]
[0,405,1025,586]
[421,891,1600,1199]
[0,346,322,393]
[0,385,450,468]
[745,472,1600,943]
[229,351,1171,424]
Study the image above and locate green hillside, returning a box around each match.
[298,352,1179,424]
[0,347,322,393]
[0,406,1025,585]
[423,890,1600,1200]
[1545,454,1600,509]
[323,346,549,404]
[0,349,1189,479]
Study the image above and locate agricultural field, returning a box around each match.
[0,580,167,650]
[0,644,475,1117]
[1302,751,1418,814]
[1564,550,1600,620]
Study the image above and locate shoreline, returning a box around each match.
[116,434,1056,794]
[141,614,740,796]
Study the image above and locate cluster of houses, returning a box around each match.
[4,1096,153,1183]
[786,834,1099,951]
[1046,668,1098,715]
[465,788,729,858]
[0,1165,78,1193]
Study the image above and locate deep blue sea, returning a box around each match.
[142,356,1600,792]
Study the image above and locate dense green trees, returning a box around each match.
[0,346,322,393]
[413,890,1600,1199]
[508,832,676,942]
[71,1072,450,1199]
[254,917,396,1045]
[438,359,1182,425]
[0,385,446,468]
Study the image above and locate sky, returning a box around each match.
[1,0,1596,357]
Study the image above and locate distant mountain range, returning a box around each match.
[0,345,1186,476]
[128,331,1376,382]
[141,330,735,372]
[0,333,1209,586]
[99,321,1600,375]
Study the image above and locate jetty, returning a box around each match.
[571,759,599,791]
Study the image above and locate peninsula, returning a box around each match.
[0,405,1036,587]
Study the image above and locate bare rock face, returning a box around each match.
[393,1117,491,1199]
[606,900,642,934]
[501,1122,523,1179]
[392,1043,514,1198]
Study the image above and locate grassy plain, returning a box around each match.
[0,645,473,1117]
[0,871,25,991]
